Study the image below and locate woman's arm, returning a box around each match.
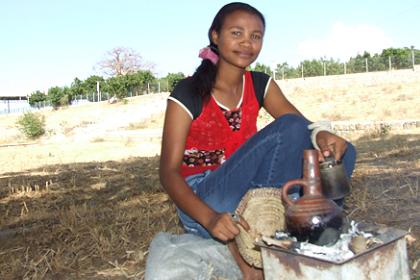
[159,101,245,241]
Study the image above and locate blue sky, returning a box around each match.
[1,0,419,96]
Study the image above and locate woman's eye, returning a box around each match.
[251,34,262,41]
[232,31,241,36]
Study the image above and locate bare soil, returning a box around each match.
[0,70,419,279]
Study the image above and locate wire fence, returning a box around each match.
[0,82,166,116]
[272,53,420,80]
[1,53,419,115]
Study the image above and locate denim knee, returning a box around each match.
[274,114,311,147]
[342,142,357,177]
[274,113,310,128]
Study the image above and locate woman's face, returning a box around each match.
[212,10,264,69]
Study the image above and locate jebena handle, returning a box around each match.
[281,179,308,207]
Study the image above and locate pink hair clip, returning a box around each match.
[199,47,219,65]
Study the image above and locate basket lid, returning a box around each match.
[234,187,285,268]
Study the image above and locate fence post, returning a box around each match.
[411,46,415,70]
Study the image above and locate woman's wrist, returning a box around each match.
[307,121,334,150]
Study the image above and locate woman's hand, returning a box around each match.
[316,131,348,161]
[206,212,250,242]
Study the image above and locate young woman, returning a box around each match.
[159,2,356,279]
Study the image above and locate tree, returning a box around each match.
[61,86,72,106]
[70,77,86,99]
[48,86,64,109]
[126,70,156,95]
[301,59,323,77]
[166,72,185,92]
[381,48,411,69]
[28,90,47,107]
[253,63,272,75]
[275,62,299,79]
[97,47,153,77]
[347,54,365,73]
[105,76,127,99]
[83,75,105,101]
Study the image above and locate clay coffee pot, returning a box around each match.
[281,149,343,244]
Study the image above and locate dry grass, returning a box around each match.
[346,133,420,278]
[0,157,183,279]
[278,70,420,122]
[0,69,419,279]
[0,131,418,279]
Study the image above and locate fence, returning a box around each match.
[272,52,420,80]
[2,56,419,115]
[0,82,166,115]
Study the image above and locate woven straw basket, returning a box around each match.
[234,187,285,268]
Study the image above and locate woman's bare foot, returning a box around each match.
[228,242,264,280]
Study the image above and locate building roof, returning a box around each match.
[0,96,28,100]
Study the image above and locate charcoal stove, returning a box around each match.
[258,225,410,280]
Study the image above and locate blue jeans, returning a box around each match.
[178,114,357,239]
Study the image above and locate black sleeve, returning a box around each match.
[169,78,202,119]
[251,71,271,108]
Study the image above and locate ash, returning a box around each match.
[270,221,383,263]
[296,221,378,262]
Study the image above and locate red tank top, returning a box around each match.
[180,71,260,177]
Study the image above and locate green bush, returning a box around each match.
[16,112,46,139]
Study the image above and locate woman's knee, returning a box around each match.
[270,114,309,134]
[275,114,311,145]
[342,142,357,177]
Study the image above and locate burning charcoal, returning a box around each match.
[314,227,340,246]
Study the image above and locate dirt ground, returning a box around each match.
[0,71,419,279]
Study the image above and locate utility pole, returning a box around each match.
[388,56,392,71]
[365,58,368,72]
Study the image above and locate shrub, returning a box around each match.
[28,90,47,107]
[48,86,64,109]
[16,112,46,139]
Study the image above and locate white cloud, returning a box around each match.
[297,22,393,61]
